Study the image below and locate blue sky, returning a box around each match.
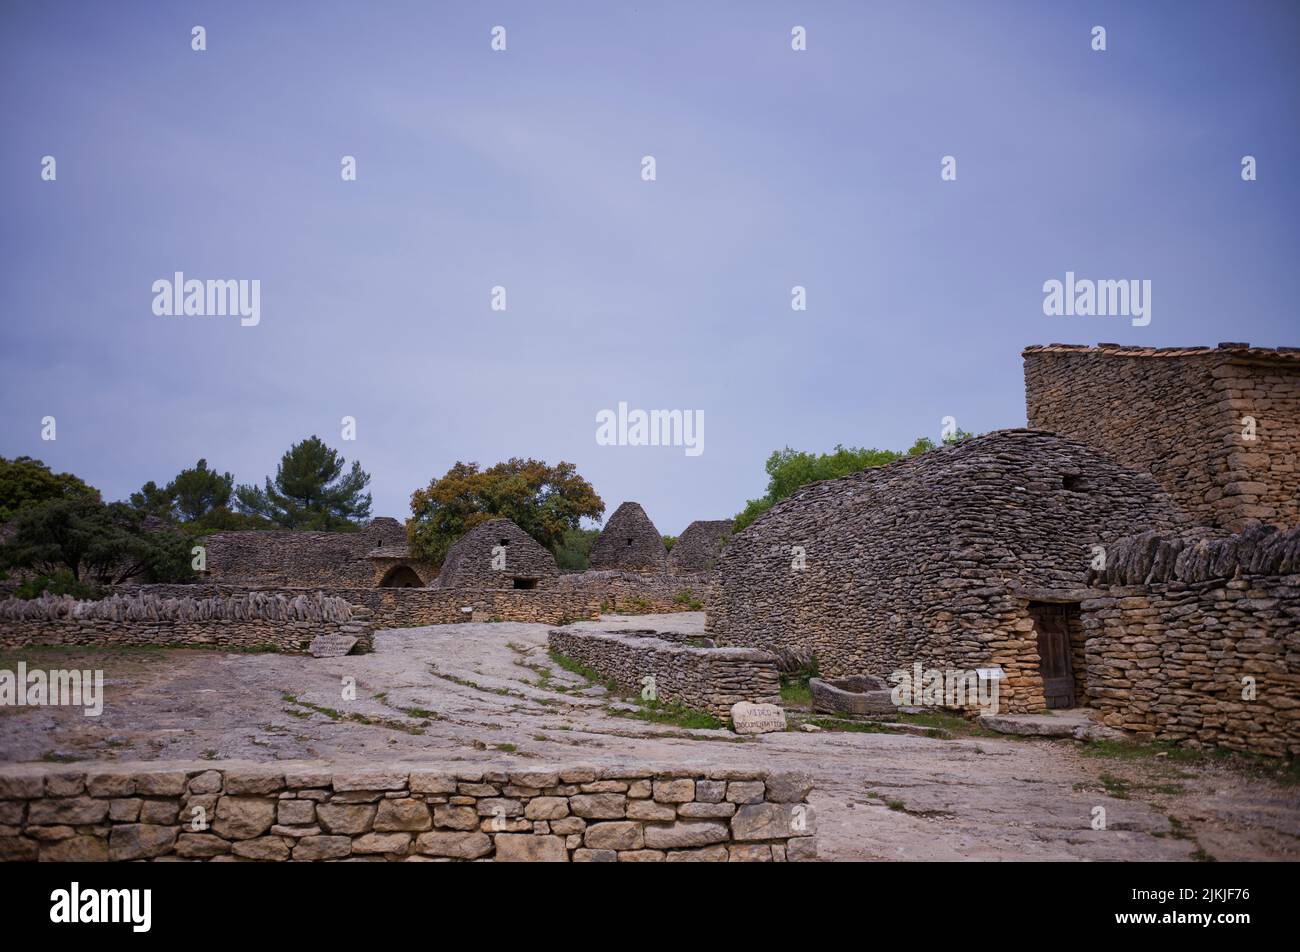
[2,0,1297,534]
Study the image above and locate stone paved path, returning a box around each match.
[2,613,1296,861]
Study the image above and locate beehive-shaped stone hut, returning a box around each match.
[589,502,668,573]
[709,430,1187,714]
[668,519,734,574]
[434,518,559,590]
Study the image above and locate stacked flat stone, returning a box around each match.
[589,502,668,573]
[1024,342,1300,530]
[548,629,780,719]
[709,429,1184,714]
[0,585,600,649]
[203,517,408,587]
[668,520,734,574]
[0,590,373,653]
[0,762,817,862]
[434,518,560,590]
[1082,523,1300,757]
[554,570,712,613]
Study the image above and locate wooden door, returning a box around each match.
[1030,603,1076,709]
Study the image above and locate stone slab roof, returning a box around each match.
[1023,342,1300,363]
[367,546,412,559]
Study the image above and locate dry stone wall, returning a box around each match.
[0,761,816,862]
[710,429,1186,714]
[1081,522,1300,757]
[555,570,711,613]
[435,519,559,590]
[0,590,373,653]
[668,520,734,574]
[112,584,599,630]
[589,502,668,573]
[348,588,598,628]
[1024,343,1300,530]
[203,518,408,586]
[547,628,781,719]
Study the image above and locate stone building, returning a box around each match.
[1024,342,1300,530]
[588,502,668,574]
[366,546,439,587]
[433,518,559,590]
[1082,522,1299,757]
[709,429,1185,713]
[203,517,408,587]
[668,519,734,575]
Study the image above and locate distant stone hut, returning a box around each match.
[668,519,734,574]
[709,430,1186,714]
[434,518,559,590]
[589,502,668,574]
[1024,342,1300,530]
[204,517,409,587]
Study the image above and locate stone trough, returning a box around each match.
[809,676,896,717]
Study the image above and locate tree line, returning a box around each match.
[1,428,971,598]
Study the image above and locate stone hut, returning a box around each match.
[434,518,559,590]
[367,545,439,587]
[668,519,734,574]
[709,429,1186,714]
[1024,342,1300,530]
[203,517,409,587]
[589,502,668,574]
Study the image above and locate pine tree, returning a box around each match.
[235,436,371,530]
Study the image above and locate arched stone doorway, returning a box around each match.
[379,564,424,588]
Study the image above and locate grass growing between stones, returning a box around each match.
[545,648,723,729]
[780,679,811,706]
[779,655,819,707]
[892,711,999,738]
[546,650,619,693]
[1080,738,1298,785]
[806,716,896,734]
[612,699,725,731]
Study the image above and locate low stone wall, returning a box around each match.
[0,761,817,862]
[348,588,599,628]
[109,584,599,631]
[555,571,711,614]
[1082,523,1300,757]
[0,591,374,654]
[548,629,781,719]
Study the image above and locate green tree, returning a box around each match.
[408,459,604,565]
[235,436,372,530]
[732,433,972,532]
[128,480,175,519]
[0,456,99,523]
[553,526,600,570]
[0,498,193,585]
[170,459,234,522]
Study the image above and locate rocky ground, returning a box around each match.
[2,612,1296,861]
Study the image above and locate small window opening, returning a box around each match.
[1062,474,1091,492]
[626,538,634,546]
[513,577,538,590]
